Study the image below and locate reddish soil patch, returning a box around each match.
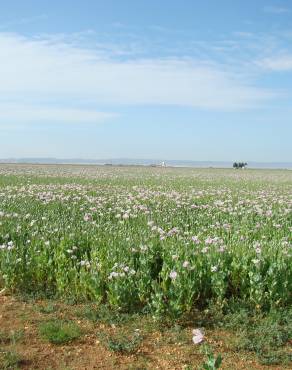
[0,294,288,369]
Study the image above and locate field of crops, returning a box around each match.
[0,164,291,317]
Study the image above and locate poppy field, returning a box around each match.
[0,164,291,318]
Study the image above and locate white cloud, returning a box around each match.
[0,31,276,123]
[0,104,116,124]
[264,6,290,14]
[257,55,292,71]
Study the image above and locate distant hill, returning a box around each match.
[0,158,291,169]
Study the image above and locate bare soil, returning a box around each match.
[0,294,288,370]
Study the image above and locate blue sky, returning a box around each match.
[0,0,292,162]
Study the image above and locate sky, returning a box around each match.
[0,0,292,162]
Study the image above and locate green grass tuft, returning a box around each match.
[0,349,22,369]
[98,329,143,354]
[39,320,82,344]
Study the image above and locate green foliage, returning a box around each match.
[198,344,223,369]
[201,353,222,369]
[74,304,139,325]
[39,320,82,344]
[0,349,22,369]
[0,166,291,320]
[238,310,292,364]
[37,302,58,314]
[201,354,222,370]
[222,306,292,365]
[98,329,143,354]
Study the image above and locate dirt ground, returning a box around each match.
[0,294,289,370]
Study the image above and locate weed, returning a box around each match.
[200,345,223,370]
[0,349,22,369]
[75,304,140,325]
[38,302,58,314]
[223,307,292,365]
[0,330,24,345]
[39,319,82,344]
[98,329,143,354]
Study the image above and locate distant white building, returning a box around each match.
[160,161,166,167]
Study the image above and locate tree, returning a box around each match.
[233,162,248,169]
